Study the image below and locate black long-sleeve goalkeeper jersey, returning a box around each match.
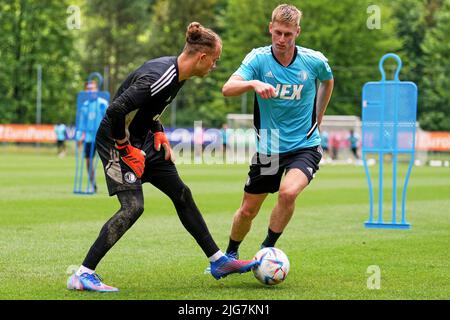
[102,56,185,146]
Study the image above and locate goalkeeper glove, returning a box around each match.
[115,141,146,178]
[154,131,174,162]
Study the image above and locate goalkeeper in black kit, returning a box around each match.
[67,22,258,292]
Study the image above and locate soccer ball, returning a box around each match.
[252,247,290,285]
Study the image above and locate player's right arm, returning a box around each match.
[222,75,276,99]
[223,48,276,100]
[106,75,156,143]
[106,76,154,176]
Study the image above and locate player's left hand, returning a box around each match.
[154,131,174,162]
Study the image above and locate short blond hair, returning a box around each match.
[271,4,302,26]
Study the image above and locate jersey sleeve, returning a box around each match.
[317,56,333,81]
[106,75,156,140]
[233,49,259,81]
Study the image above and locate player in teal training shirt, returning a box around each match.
[221,4,334,259]
[235,45,332,154]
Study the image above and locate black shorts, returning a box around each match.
[96,129,178,196]
[244,146,323,194]
[84,142,96,159]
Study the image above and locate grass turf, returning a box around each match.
[0,149,449,299]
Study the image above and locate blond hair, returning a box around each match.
[184,22,221,55]
[271,4,302,26]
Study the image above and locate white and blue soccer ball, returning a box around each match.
[252,247,290,285]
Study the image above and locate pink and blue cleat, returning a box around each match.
[67,273,119,293]
[210,255,259,280]
[204,251,239,274]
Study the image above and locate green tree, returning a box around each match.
[79,0,152,94]
[216,0,400,119]
[0,0,81,124]
[215,0,279,118]
[421,0,450,130]
[147,0,223,127]
[298,0,400,116]
[392,0,427,84]
[391,0,450,131]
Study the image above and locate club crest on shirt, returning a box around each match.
[298,70,309,82]
[124,172,137,184]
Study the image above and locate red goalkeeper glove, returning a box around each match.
[154,131,174,162]
[115,141,146,178]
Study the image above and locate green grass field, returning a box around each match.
[0,149,449,300]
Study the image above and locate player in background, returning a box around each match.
[320,130,330,162]
[75,81,108,192]
[219,4,334,260]
[348,129,360,160]
[67,22,258,292]
[54,123,67,157]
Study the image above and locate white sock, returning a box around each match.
[208,250,225,262]
[76,265,95,276]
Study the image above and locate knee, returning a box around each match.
[278,189,298,206]
[238,205,259,220]
[121,196,144,217]
[105,202,144,235]
[129,201,144,216]
[180,184,192,202]
[173,184,194,208]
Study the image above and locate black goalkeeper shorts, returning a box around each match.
[96,128,178,196]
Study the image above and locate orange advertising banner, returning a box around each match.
[0,124,449,151]
[0,124,57,143]
[416,131,450,151]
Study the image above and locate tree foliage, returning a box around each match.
[0,0,81,124]
[1,0,449,130]
[145,0,224,127]
[216,0,400,118]
[80,0,152,93]
[421,0,450,130]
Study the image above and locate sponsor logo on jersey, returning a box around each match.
[274,84,304,100]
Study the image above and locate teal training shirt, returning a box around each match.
[55,124,66,141]
[234,46,333,154]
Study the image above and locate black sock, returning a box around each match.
[261,228,282,248]
[226,238,242,254]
